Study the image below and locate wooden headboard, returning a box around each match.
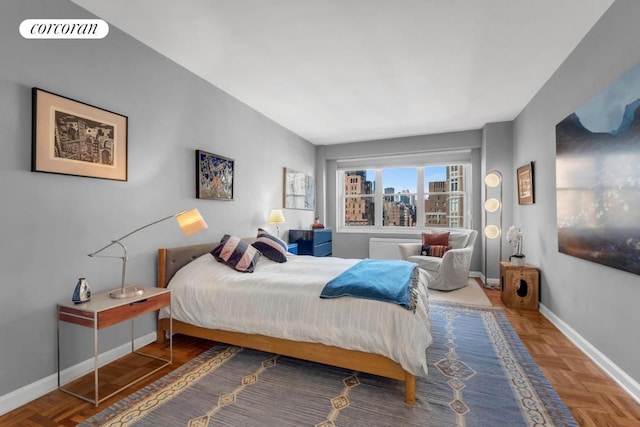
[157,238,257,288]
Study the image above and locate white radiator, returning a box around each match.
[368,237,419,260]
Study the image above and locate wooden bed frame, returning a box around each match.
[156,242,417,404]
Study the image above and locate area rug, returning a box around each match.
[428,279,492,307]
[80,302,576,427]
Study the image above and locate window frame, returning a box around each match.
[337,162,471,234]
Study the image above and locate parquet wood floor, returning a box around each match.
[1,282,638,426]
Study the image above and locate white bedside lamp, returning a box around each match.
[88,209,208,299]
[268,209,286,235]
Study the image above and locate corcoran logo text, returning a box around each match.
[20,19,109,39]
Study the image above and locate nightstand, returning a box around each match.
[57,286,172,406]
[289,229,332,256]
[287,243,298,254]
[500,262,539,310]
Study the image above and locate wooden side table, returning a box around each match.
[500,261,539,310]
[57,286,172,406]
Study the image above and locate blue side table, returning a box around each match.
[287,243,298,255]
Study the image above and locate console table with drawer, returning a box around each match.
[57,286,172,406]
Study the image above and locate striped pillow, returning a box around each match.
[421,244,452,258]
[211,235,261,272]
[252,228,288,263]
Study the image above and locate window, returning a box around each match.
[338,159,470,232]
[342,169,376,227]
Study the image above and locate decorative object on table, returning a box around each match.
[283,167,315,210]
[196,150,234,200]
[483,170,502,287]
[31,88,128,181]
[516,162,535,205]
[71,278,91,304]
[311,216,324,229]
[267,209,286,235]
[88,209,208,298]
[556,62,640,276]
[506,225,525,265]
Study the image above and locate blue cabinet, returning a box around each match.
[288,229,332,257]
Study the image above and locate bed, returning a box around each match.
[156,240,432,404]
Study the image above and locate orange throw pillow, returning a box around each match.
[422,232,450,246]
[428,245,452,258]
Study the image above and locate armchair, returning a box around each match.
[399,229,478,291]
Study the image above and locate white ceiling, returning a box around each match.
[72,0,614,145]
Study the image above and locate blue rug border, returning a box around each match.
[430,301,577,427]
[81,302,577,427]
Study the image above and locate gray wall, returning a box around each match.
[317,130,484,270]
[0,0,314,398]
[513,0,639,384]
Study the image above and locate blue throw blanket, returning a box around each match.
[320,259,418,311]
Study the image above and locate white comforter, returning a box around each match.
[161,253,432,376]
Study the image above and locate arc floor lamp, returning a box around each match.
[88,208,208,299]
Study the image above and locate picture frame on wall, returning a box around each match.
[31,88,128,181]
[283,167,315,210]
[196,149,234,200]
[517,162,534,205]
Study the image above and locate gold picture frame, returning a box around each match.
[31,88,128,181]
[517,162,534,205]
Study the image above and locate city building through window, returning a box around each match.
[338,162,470,232]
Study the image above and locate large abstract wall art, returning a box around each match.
[556,63,640,275]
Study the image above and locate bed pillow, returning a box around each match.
[422,231,450,246]
[251,228,288,263]
[421,244,452,258]
[211,235,261,272]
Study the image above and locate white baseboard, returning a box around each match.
[470,271,500,288]
[0,332,156,416]
[539,304,640,405]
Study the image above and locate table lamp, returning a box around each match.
[88,208,208,298]
[267,209,286,235]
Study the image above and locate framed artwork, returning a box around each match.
[555,62,640,275]
[31,88,128,181]
[196,150,234,200]
[283,167,315,210]
[516,162,534,205]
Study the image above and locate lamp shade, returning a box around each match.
[484,224,501,239]
[176,208,208,236]
[484,198,501,213]
[268,209,286,224]
[484,171,502,188]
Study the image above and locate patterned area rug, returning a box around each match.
[80,302,576,427]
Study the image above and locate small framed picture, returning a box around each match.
[517,162,534,205]
[31,88,128,181]
[196,150,234,200]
